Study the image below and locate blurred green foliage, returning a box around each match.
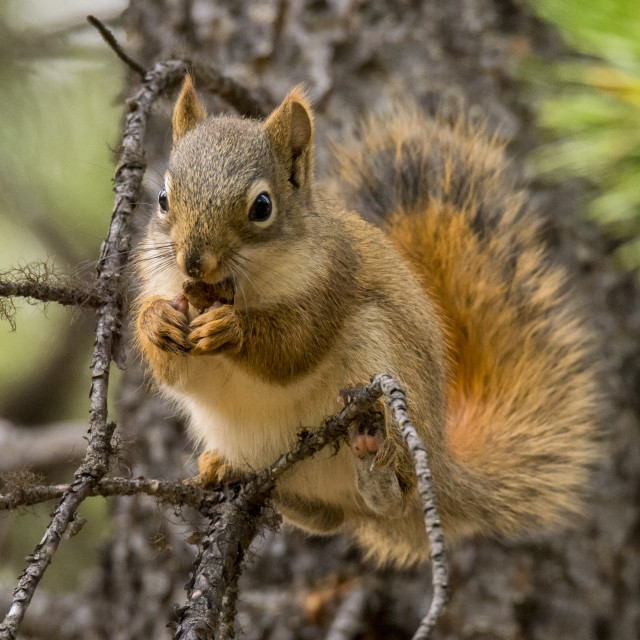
[0,0,125,590]
[0,0,124,416]
[526,0,640,272]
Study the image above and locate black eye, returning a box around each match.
[158,189,169,213]
[248,192,272,222]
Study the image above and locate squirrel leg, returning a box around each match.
[347,398,409,518]
[184,450,245,487]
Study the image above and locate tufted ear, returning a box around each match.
[263,86,314,188]
[172,75,207,145]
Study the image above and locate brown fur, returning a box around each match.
[133,85,600,567]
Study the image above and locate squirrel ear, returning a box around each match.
[172,75,207,145]
[263,86,314,188]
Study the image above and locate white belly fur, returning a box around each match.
[165,351,360,506]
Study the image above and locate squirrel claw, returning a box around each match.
[171,294,190,317]
[348,403,403,516]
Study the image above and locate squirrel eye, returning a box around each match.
[248,192,272,222]
[158,189,169,213]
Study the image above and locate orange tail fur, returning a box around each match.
[331,106,601,537]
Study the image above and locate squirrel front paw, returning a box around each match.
[188,303,243,355]
[137,295,193,355]
[184,449,245,488]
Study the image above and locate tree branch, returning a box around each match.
[0,476,222,512]
[376,375,449,640]
[86,13,268,118]
[0,262,104,330]
[173,381,387,639]
[218,581,239,640]
[0,373,448,639]
[0,280,103,309]
[87,15,146,78]
[0,55,270,639]
[174,375,449,640]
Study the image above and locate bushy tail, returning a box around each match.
[329,106,601,537]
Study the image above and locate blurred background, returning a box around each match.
[0,0,126,593]
[1,0,639,638]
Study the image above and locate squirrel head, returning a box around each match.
[152,75,315,297]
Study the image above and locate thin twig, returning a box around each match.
[218,581,239,640]
[87,13,267,117]
[87,11,267,118]
[0,280,104,309]
[87,15,146,78]
[375,374,449,640]
[0,477,222,512]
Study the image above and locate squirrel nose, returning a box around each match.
[184,254,203,279]
[176,249,219,280]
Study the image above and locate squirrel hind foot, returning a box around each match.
[348,404,405,517]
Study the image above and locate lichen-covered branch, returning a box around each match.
[0,280,103,308]
[0,371,447,640]
[0,476,222,512]
[218,580,240,640]
[173,384,387,639]
[0,41,270,637]
[0,263,105,329]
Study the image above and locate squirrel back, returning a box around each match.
[330,105,601,538]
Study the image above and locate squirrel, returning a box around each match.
[134,76,600,567]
